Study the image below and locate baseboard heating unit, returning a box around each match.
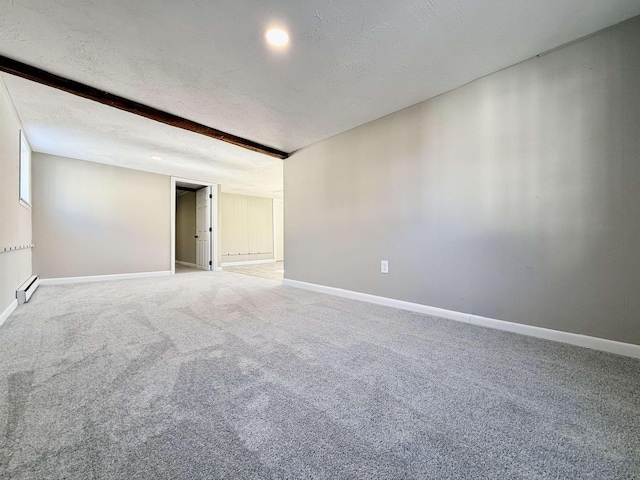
[16,275,40,304]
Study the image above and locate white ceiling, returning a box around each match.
[2,74,283,198]
[1,0,639,196]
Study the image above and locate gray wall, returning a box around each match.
[33,154,171,278]
[0,78,32,316]
[175,192,196,264]
[285,18,640,345]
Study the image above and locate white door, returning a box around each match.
[195,186,212,270]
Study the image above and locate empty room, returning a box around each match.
[1,1,639,479]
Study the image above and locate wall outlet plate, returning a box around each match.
[381,260,389,274]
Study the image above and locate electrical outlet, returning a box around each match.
[381,260,389,274]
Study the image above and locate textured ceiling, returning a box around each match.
[1,0,640,196]
[2,74,283,198]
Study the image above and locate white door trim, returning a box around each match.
[171,177,218,275]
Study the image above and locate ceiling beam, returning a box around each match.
[0,55,289,159]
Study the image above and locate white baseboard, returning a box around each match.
[0,299,18,327]
[40,271,172,285]
[175,261,198,268]
[221,259,276,267]
[468,314,640,359]
[282,279,640,359]
[283,279,468,322]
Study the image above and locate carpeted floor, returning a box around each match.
[0,271,638,479]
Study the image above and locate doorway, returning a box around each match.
[175,186,197,270]
[170,177,218,275]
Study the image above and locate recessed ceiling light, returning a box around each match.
[149,155,162,160]
[265,28,289,47]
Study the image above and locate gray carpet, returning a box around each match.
[0,271,638,479]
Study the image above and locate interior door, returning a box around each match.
[195,186,211,270]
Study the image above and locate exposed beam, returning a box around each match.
[0,55,289,159]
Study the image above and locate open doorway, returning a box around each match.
[217,192,284,281]
[170,177,218,275]
[174,185,197,270]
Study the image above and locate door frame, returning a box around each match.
[170,176,219,275]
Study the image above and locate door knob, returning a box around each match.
[194,235,199,238]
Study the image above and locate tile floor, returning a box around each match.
[175,262,284,281]
[223,261,284,281]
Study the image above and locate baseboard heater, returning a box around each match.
[16,275,40,304]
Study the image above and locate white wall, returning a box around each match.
[285,18,640,346]
[33,154,171,278]
[274,199,284,262]
[0,77,32,317]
